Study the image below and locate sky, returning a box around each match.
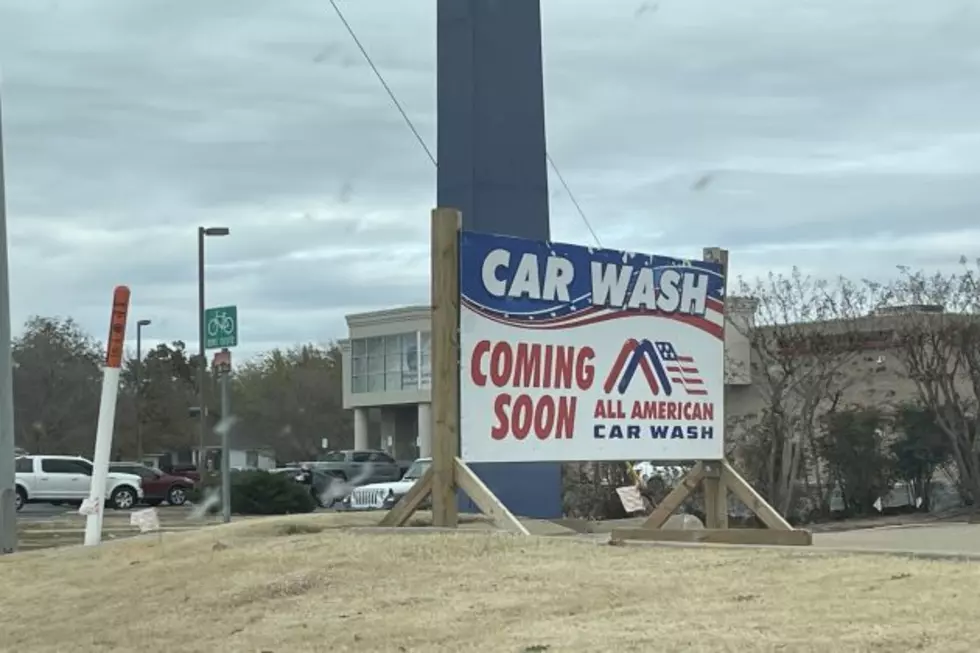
[1,0,979,360]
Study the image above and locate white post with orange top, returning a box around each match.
[84,286,130,546]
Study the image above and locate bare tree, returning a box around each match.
[731,268,874,517]
[876,263,980,509]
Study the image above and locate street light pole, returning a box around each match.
[0,75,17,555]
[135,319,151,463]
[197,226,229,475]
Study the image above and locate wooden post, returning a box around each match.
[430,207,461,528]
[702,462,727,529]
[702,247,729,529]
[379,207,534,536]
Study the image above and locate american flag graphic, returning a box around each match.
[603,338,711,397]
[654,341,708,396]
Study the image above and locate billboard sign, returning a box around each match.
[459,231,726,463]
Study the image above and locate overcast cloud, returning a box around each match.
[1,0,979,359]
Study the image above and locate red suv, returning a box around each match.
[108,463,196,507]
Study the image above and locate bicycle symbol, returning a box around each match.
[207,310,235,338]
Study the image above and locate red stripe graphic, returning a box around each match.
[462,298,725,341]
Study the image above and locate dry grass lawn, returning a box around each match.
[2,513,979,653]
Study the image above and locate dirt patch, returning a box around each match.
[274,522,325,537]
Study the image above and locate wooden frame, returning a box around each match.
[615,458,812,546]
[382,216,807,546]
[613,247,811,547]
[380,208,529,535]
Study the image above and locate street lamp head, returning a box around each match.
[203,227,230,237]
[137,319,152,327]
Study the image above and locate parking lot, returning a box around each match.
[17,503,96,522]
[13,503,214,550]
[12,501,346,551]
[16,501,196,521]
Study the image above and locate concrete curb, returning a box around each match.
[349,526,980,561]
[608,537,980,561]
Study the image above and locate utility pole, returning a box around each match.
[196,226,229,474]
[135,319,151,463]
[213,348,232,523]
[197,227,206,473]
[220,358,231,523]
[0,78,17,555]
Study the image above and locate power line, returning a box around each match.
[547,152,601,248]
[326,0,601,247]
[327,0,436,167]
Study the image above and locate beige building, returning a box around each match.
[340,306,433,462]
[725,306,944,424]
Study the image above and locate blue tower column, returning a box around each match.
[437,0,562,519]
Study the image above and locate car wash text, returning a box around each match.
[480,248,711,315]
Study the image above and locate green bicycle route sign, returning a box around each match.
[205,305,238,349]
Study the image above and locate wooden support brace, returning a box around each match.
[721,460,793,531]
[642,462,706,529]
[454,458,529,535]
[376,459,530,534]
[702,246,731,530]
[377,467,435,527]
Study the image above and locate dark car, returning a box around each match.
[310,450,404,486]
[272,466,346,508]
[108,462,196,507]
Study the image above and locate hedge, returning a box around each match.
[187,469,317,515]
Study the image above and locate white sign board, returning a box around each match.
[130,507,161,533]
[615,485,646,514]
[458,232,725,463]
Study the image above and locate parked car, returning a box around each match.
[311,449,404,486]
[342,457,431,511]
[108,462,196,506]
[271,466,346,508]
[14,455,143,511]
[166,463,203,484]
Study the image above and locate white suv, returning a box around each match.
[15,455,144,512]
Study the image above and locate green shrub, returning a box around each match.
[187,470,317,515]
[818,408,896,516]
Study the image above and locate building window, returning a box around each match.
[366,337,385,392]
[401,332,421,389]
[385,335,403,390]
[246,451,259,468]
[351,338,367,393]
[350,331,433,393]
[419,331,431,389]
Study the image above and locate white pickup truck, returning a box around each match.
[15,455,144,511]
